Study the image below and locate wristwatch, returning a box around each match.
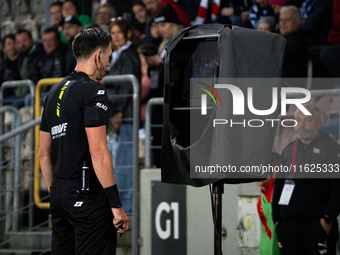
[323,215,333,225]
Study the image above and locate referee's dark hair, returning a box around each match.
[72,28,112,59]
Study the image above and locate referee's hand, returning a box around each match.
[112,208,129,234]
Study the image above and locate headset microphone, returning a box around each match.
[99,55,109,74]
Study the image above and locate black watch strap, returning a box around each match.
[324,216,333,225]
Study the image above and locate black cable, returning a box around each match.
[88,64,98,78]
[99,57,109,74]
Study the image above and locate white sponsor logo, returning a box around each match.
[51,123,68,139]
[313,148,320,154]
[318,242,328,254]
[74,202,84,207]
[318,242,327,248]
[97,90,105,95]
[95,102,108,111]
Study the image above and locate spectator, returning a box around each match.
[142,0,191,27]
[38,27,66,79]
[107,18,141,214]
[169,3,192,28]
[142,0,162,16]
[0,34,20,88]
[319,0,340,78]
[279,5,308,78]
[180,0,200,22]
[256,16,276,32]
[16,30,43,84]
[155,4,186,59]
[49,2,63,26]
[299,0,333,47]
[210,15,231,25]
[137,48,151,125]
[269,0,290,30]
[139,43,162,99]
[132,0,149,41]
[108,19,141,79]
[249,0,275,29]
[62,16,83,48]
[320,120,340,141]
[279,5,300,37]
[85,23,101,29]
[61,0,93,28]
[147,20,162,47]
[96,3,116,32]
[24,27,69,106]
[219,0,253,25]
[300,0,317,20]
[133,1,162,46]
[73,0,93,17]
[269,0,290,16]
[107,0,135,18]
[59,0,94,46]
[272,105,340,255]
[289,0,304,7]
[297,0,333,79]
[12,30,44,109]
[139,45,163,168]
[151,3,187,96]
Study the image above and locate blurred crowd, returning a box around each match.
[0,0,339,223]
[0,0,339,110]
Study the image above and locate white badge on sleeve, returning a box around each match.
[278,180,295,205]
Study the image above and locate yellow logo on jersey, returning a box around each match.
[57,103,61,117]
[56,81,70,117]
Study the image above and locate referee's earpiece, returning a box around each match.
[98,54,109,74]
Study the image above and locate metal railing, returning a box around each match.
[33,78,63,209]
[0,80,37,231]
[0,80,36,107]
[101,75,140,255]
[0,106,22,232]
[0,80,36,179]
[0,78,60,253]
[0,114,50,253]
[145,98,164,168]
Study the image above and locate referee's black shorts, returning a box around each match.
[50,175,117,255]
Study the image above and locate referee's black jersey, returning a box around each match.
[40,71,109,179]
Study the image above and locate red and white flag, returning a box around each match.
[212,0,221,20]
[194,0,209,24]
[194,0,221,25]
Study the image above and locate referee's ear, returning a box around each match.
[94,49,102,67]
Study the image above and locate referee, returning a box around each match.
[39,28,129,254]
